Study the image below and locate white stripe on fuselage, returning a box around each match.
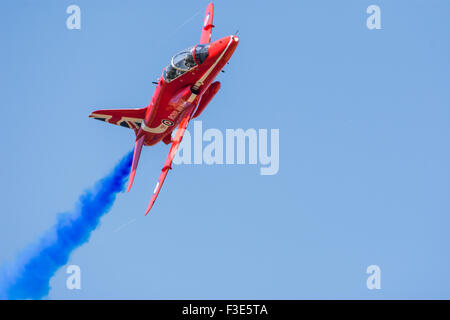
[141,122,170,134]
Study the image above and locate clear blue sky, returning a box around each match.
[1,0,449,299]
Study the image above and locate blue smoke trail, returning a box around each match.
[0,151,133,300]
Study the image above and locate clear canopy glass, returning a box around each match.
[163,45,209,82]
[171,47,196,72]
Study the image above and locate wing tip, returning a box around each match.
[126,181,133,193]
[127,169,137,193]
[127,136,145,193]
[145,201,154,215]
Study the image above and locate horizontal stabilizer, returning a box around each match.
[89,108,147,130]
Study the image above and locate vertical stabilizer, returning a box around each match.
[200,3,214,44]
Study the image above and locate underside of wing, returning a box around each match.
[145,109,193,215]
[127,135,145,192]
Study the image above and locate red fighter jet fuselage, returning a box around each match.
[142,35,238,146]
[89,3,238,214]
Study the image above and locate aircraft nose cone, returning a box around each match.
[208,35,239,59]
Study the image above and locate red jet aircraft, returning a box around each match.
[89,3,239,214]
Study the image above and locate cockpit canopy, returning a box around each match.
[163,44,209,82]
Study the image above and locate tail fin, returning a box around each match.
[89,108,146,131]
[127,135,145,192]
[200,2,214,44]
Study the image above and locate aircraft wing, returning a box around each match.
[200,2,214,44]
[145,109,193,215]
